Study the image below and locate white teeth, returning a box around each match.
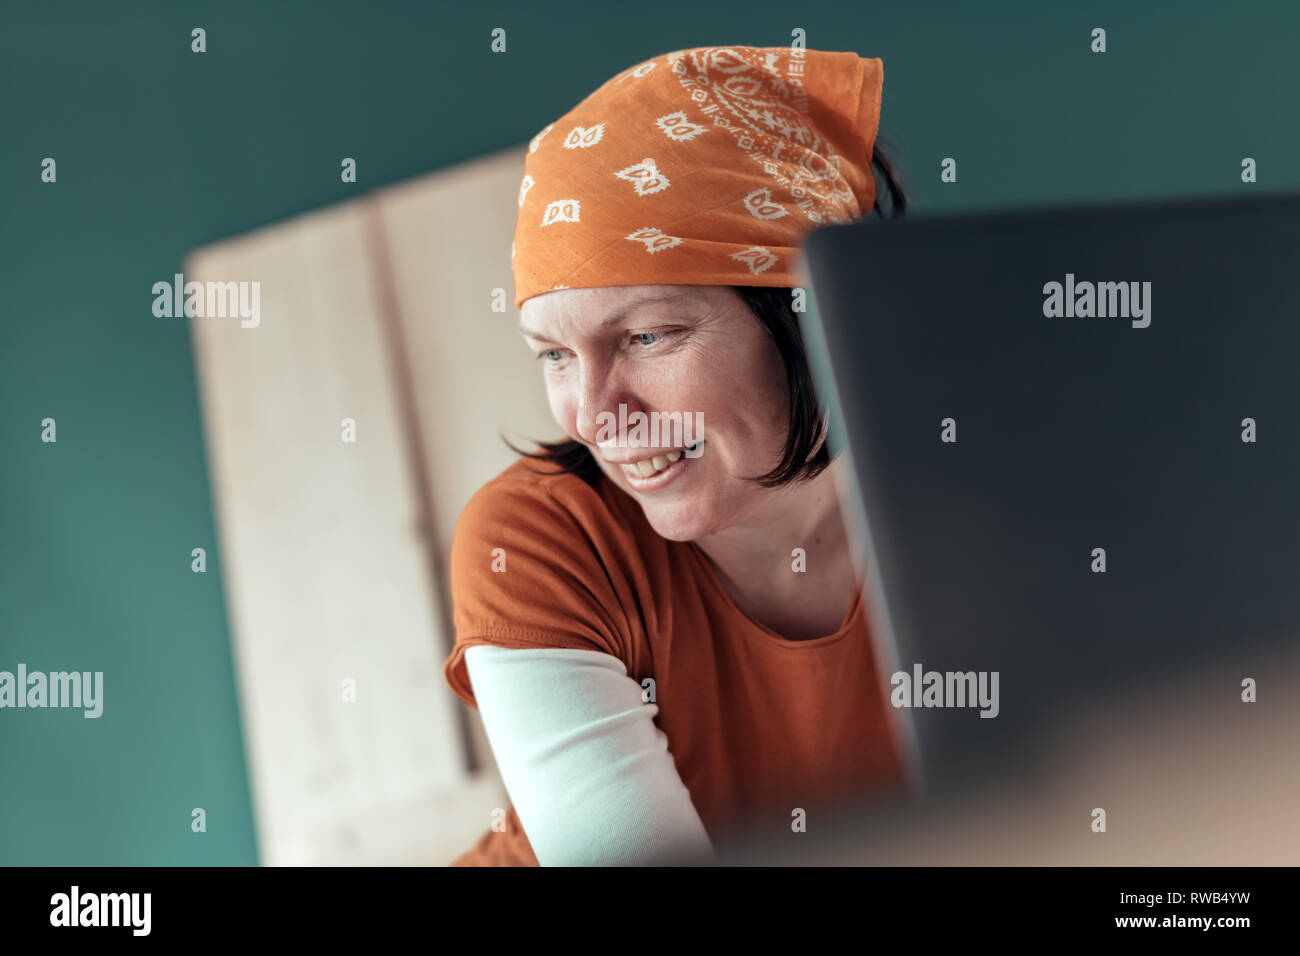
[624,450,685,478]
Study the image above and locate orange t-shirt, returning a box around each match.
[442,457,905,866]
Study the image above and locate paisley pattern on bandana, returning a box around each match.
[511,45,884,309]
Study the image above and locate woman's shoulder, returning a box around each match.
[445,456,648,696]
[449,455,658,611]
[454,456,639,546]
[462,454,594,507]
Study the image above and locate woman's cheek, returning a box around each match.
[546,387,576,439]
[755,348,791,430]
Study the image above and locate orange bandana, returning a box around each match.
[511,45,884,309]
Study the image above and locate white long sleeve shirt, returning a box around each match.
[464,644,717,866]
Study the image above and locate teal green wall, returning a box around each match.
[2,0,1295,865]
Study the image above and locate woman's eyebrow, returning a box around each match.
[518,290,692,341]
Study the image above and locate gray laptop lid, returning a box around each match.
[797,192,1300,791]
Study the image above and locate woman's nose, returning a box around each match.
[572,361,625,445]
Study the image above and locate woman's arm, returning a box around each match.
[464,644,716,866]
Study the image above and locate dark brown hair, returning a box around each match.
[505,137,909,487]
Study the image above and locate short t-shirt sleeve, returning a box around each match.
[442,469,635,708]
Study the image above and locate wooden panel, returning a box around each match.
[376,146,564,553]
[188,196,498,865]
[373,148,566,777]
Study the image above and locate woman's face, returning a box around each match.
[519,284,791,541]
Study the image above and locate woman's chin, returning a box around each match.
[638,504,719,543]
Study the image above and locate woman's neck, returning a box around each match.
[692,459,860,640]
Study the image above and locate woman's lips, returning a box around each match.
[612,441,703,491]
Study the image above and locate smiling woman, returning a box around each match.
[441,44,910,866]
[511,283,862,490]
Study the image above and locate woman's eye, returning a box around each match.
[538,349,565,364]
[632,332,662,347]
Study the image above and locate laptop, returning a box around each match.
[701,192,1300,864]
